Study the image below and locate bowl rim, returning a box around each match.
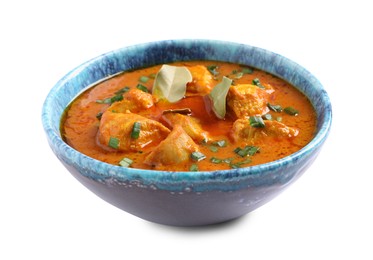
[42,39,332,187]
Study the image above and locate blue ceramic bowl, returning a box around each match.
[42,39,332,226]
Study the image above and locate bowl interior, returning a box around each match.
[42,39,332,190]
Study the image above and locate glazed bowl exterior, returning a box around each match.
[42,39,332,226]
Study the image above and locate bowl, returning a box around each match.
[42,39,332,226]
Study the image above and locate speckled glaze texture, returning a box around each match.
[42,39,332,226]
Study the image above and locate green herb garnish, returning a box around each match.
[241,67,254,74]
[207,65,219,76]
[119,157,133,167]
[210,157,222,164]
[284,106,299,116]
[222,158,234,164]
[249,116,265,128]
[262,113,272,120]
[212,140,227,147]
[136,84,149,93]
[96,94,123,105]
[131,122,141,139]
[115,86,130,95]
[139,76,149,83]
[233,72,243,79]
[267,103,283,112]
[252,78,265,89]
[96,87,130,105]
[209,146,219,152]
[191,151,206,162]
[108,137,120,149]
[230,158,252,169]
[234,146,260,157]
[190,164,199,171]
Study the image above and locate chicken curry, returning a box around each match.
[61,61,317,171]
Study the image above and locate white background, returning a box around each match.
[1,0,372,259]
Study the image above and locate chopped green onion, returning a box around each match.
[96,87,129,105]
[252,78,260,85]
[131,122,141,139]
[209,146,219,152]
[115,86,130,95]
[222,158,234,164]
[108,137,120,149]
[268,104,282,113]
[119,157,133,167]
[207,65,219,76]
[111,94,124,103]
[247,146,260,156]
[252,78,265,89]
[241,158,253,164]
[262,113,272,120]
[136,84,149,93]
[96,94,123,105]
[139,76,149,83]
[230,158,252,169]
[191,151,206,162]
[234,72,243,79]
[233,147,241,154]
[95,99,105,104]
[249,116,265,128]
[267,103,283,112]
[212,140,227,147]
[234,146,260,157]
[201,138,208,145]
[241,67,254,74]
[190,164,199,171]
[284,106,299,116]
[234,147,247,157]
[210,157,222,164]
[276,116,283,122]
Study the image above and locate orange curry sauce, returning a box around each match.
[61,61,317,171]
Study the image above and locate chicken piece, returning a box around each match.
[162,112,209,142]
[227,84,270,118]
[265,120,299,137]
[230,119,299,144]
[98,111,170,152]
[107,88,154,113]
[144,125,199,168]
[186,65,214,95]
